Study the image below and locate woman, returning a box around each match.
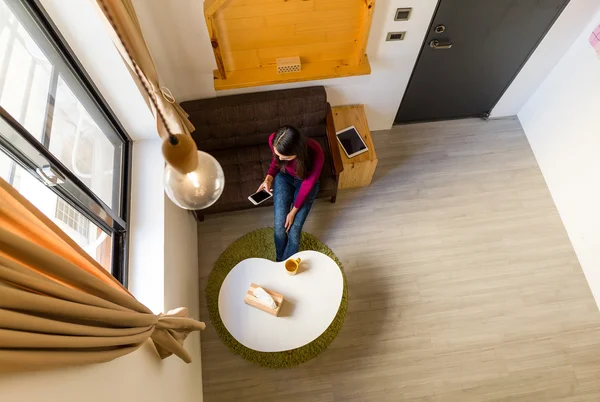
[257,125,324,262]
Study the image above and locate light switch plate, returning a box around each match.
[386,31,406,41]
[394,8,411,21]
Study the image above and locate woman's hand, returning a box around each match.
[257,175,273,193]
[285,207,298,232]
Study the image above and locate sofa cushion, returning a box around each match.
[181,86,328,152]
[202,136,336,215]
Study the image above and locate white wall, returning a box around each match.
[128,139,165,313]
[132,0,439,131]
[518,11,600,307]
[0,339,201,402]
[163,190,204,402]
[134,0,600,129]
[0,141,203,402]
[164,194,200,319]
[44,0,600,134]
[491,0,600,117]
[46,0,597,133]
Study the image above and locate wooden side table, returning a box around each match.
[331,105,378,189]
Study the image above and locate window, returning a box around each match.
[0,0,131,284]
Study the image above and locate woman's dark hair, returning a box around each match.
[273,125,312,179]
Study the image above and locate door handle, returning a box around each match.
[429,40,452,49]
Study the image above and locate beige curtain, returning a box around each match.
[95,0,195,139]
[0,178,205,373]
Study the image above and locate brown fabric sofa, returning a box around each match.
[180,86,343,221]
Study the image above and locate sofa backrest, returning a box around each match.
[181,86,328,152]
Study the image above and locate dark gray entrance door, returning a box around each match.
[395,0,570,124]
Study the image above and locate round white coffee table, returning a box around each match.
[218,250,344,352]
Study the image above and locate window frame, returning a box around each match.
[0,0,132,286]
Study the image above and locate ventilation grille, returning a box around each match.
[55,198,90,238]
[276,57,301,74]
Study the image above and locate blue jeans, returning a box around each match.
[273,173,320,262]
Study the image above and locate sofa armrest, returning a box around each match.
[326,103,344,175]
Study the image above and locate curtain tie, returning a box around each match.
[150,307,205,363]
[148,82,176,104]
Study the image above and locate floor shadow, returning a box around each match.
[313,256,391,368]
[305,193,356,242]
[305,126,437,241]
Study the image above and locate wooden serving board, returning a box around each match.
[243,283,284,317]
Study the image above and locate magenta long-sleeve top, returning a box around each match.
[267,133,324,209]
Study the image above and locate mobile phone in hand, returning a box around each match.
[248,189,273,205]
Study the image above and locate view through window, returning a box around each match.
[0,0,130,282]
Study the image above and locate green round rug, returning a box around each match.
[205,227,347,368]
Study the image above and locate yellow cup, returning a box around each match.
[285,258,301,275]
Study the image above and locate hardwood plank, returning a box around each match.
[256,41,357,66]
[227,49,261,71]
[204,0,232,17]
[219,15,266,31]
[327,28,361,43]
[205,13,228,78]
[225,26,323,52]
[220,0,315,20]
[228,0,308,6]
[314,0,363,11]
[213,56,371,90]
[262,8,363,28]
[355,0,374,64]
[294,17,363,35]
[198,118,600,402]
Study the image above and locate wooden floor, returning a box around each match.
[197,118,600,402]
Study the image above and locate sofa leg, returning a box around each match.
[330,175,339,204]
[192,211,205,223]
